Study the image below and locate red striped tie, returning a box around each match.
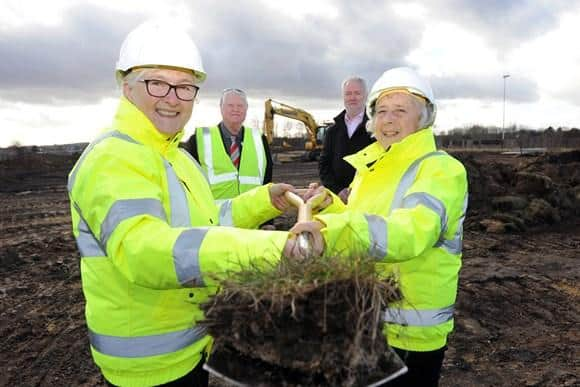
[229,137,240,168]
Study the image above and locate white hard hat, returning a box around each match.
[366,67,436,128]
[115,19,206,84]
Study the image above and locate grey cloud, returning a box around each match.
[0,1,419,104]
[189,1,419,99]
[0,0,571,105]
[0,5,144,103]
[430,0,574,53]
[431,73,539,103]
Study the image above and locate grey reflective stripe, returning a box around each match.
[218,200,234,226]
[89,326,207,358]
[403,192,448,236]
[72,201,107,257]
[68,130,139,193]
[100,199,167,247]
[388,151,447,215]
[238,176,262,185]
[249,126,266,183]
[69,130,143,257]
[173,228,209,286]
[383,305,454,326]
[201,127,237,184]
[209,172,238,184]
[365,214,387,259]
[237,127,266,185]
[163,159,191,227]
[435,193,468,255]
[436,237,462,255]
[385,151,466,254]
[77,216,106,257]
[201,127,215,179]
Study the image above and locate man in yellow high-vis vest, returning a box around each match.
[293,67,468,387]
[185,88,275,229]
[67,20,312,387]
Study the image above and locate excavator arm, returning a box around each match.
[263,99,319,147]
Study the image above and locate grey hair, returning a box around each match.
[220,88,248,108]
[122,68,151,87]
[341,76,367,96]
[413,97,430,129]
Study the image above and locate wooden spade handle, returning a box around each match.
[284,191,310,222]
[284,190,328,254]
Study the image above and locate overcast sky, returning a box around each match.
[1,0,580,147]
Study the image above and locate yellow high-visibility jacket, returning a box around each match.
[195,125,267,201]
[316,127,468,352]
[67,97,288,387]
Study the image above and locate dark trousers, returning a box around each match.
[105,355,208,387]
[387,346,446,387]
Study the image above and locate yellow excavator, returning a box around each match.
[262,98,330,161]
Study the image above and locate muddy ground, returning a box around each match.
[0,150,578,386]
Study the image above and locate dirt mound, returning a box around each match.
[453,150,580,233]
[0,151,80,193]
[201,256,403,387]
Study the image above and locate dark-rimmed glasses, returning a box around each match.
[139,79,199,101]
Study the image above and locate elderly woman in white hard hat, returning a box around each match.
[67,20,316,387]
[295,67,468,386]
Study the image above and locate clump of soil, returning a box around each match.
[201,255,403,387]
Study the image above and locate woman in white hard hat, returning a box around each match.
[295,67,469,386]
[68,20,318,387]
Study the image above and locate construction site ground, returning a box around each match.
[0,149,578,386]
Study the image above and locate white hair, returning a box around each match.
[220,88,248,108]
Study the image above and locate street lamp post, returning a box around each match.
[502,74,510,147]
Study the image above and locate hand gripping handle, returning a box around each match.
[284,191,326,254]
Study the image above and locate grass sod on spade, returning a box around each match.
[201,191,408,386]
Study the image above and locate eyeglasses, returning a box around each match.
[139,79,199,101]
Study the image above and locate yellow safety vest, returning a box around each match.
[67,97,288,386]
[316,127,468,351]
[195,126,266,202]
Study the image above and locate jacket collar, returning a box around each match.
[345,127,436,171]
[334,108,368,124]
[111,96,184,155]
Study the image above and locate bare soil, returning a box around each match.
[0,150,578,386]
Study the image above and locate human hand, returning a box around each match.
[302,183,332,212]
[283,221,325,259]
[337,187,351,204]
[302,182,321,201]
[269,183,295,211]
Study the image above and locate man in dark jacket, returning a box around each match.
[319,76,374,202]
